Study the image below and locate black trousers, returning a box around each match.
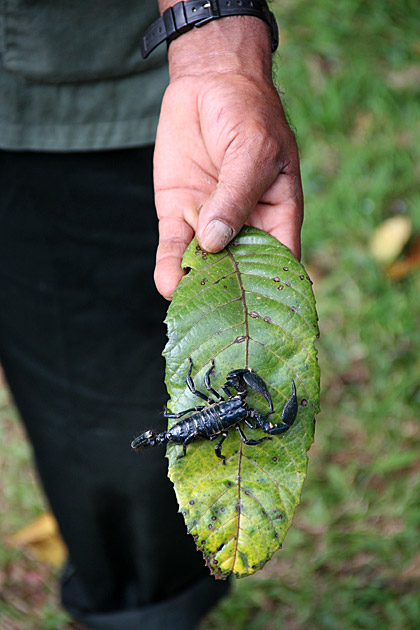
[0,148,229,629]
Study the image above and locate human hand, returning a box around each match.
[153,16,303,300]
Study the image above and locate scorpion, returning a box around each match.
[131,358,298,464]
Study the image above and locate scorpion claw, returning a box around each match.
[281,379,298,427]
[226,368,274,412]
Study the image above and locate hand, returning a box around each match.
[153,16,303,300]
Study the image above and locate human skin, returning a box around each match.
[154,1,303,300]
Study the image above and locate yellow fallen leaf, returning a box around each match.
[369,216,412,265]
[5,511,67,567]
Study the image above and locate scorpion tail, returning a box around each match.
[131,429,167,450]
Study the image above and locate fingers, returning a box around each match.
[154,212,195,300]
[249,171,304,260]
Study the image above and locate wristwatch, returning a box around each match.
[140,0,279,58]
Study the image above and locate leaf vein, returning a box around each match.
[167,297,243,359]
[166,271,238,319]
[244,289,314,332]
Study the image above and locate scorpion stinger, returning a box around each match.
[131,429,167,450]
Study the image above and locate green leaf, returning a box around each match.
[163,226,320,579]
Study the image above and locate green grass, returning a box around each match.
[1,0,420,627]
[200,1,420,628]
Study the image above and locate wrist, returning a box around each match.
[168,15,273,81]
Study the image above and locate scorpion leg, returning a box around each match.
[176,432,197,460]
[186,358,212,402]
[163,405,205,418]
[244,417,259,430]
[235,424,272,446]
[214,432,228,464]
[204,359,224,401]
[221,384,233,398]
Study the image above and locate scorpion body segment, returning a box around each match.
[131,359,298,463]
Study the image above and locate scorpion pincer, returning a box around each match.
[131,358,298,464]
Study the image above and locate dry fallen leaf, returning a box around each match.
[369,215,412,265]
[387,235,420,280]
[5,512,67,567]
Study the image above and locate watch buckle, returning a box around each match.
[195,1,220,27]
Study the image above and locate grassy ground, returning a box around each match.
[1,0,420,628]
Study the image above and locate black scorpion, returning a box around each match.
[131,359,298,463]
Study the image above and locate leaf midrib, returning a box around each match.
[227,245,249,573]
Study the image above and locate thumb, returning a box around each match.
[196,136,280,252]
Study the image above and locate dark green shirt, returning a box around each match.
[0,1,169,150]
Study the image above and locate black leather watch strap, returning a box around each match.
[140,0,279,58]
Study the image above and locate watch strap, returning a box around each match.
[140,0,279,58]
